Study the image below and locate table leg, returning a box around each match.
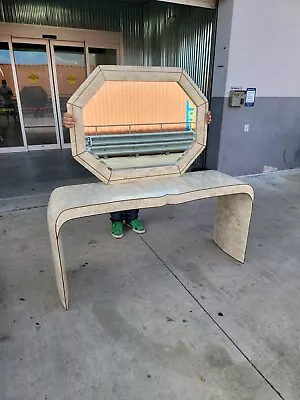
[213,193,253,263]
[48,226,69,310]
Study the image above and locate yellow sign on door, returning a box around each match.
[28,73,39,84]
[67,75,77,84]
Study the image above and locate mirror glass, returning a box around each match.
[82,81,196,170]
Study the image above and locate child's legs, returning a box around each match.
[124,209,139,223]
[110,211,125,222]
[110,210,139,222]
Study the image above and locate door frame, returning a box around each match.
[0,35,27,153]
[0,23,123,152]
[49,40,88,149]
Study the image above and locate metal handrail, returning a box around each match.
[84,121,189,128]
[84,121,195,134]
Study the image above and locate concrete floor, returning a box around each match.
[0,151,300,399]
[0,150,97,199]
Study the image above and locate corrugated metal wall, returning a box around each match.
[143,2,217,169]
[143,2,217,97]
[0,0,216,168]
[0,0,144,65]
[0,0,216,95]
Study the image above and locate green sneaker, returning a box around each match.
[111,221,124,239]
[127,219,146,234]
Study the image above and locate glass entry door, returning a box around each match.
[12,39,87,149]
[13,41,60,148]
[0,42,24,150]
[50,43,117,146]
[50,43,87,146]
[1,37,119,151]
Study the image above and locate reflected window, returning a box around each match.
[0,42,23,148]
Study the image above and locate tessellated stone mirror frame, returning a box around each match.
[67,66,208,184]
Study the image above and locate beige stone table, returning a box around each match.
[47,170,254,309]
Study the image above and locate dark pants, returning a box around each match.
[110,209,139,223]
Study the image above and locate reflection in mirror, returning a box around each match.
[82,81,196,169]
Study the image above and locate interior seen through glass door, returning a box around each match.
[0,42,24,148]
[89,48,117,73]
[13,43,58,146]
[53,45,86,144]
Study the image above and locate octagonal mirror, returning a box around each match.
[67,66,208,184]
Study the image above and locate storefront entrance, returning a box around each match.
[0,26,120,152]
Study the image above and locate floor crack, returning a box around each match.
[139,235,285,400]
